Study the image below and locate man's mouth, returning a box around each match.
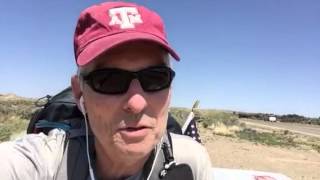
[124,127,146,131]
[118,126,150,140]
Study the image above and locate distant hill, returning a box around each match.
[0,93,35,101]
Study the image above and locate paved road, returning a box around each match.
[239,118,320,138]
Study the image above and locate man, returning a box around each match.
[0,1,212,180]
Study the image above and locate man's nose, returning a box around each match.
[123,80,147,114]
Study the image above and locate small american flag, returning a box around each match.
[183,117,202,143]
[182,100,202,143]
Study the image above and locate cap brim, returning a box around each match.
[77,32,180,66]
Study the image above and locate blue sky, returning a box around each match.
[0,0,319,117]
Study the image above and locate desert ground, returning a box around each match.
[201,127,320,180]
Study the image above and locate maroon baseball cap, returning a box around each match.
[74,1,180,66]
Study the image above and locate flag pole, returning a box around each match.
[182,100,200,134]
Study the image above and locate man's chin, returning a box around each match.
[117,141,155,158]
[116,135,158,156]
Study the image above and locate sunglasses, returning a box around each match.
[82,65,175,95]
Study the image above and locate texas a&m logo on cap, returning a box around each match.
[108,7,143,29]
[74,2,180,66]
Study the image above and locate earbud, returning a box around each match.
[79,96,86,115]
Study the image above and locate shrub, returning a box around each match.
[170,108,240,128]
[0,126,11,142]
[236,128,297,147]
[311,144,320,153]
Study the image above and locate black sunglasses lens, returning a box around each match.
[139,67,174,92]
[88,70,131,94]
[84,66,174,94]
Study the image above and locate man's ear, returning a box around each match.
[71,75,82,105]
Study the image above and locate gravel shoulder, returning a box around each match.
[239,119,320,138]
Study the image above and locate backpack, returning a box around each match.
[27,87,182,135]
[27,87,193,180]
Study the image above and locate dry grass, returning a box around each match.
[207,123,241,136]
[0,98,36,142]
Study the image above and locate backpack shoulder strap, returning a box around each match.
[143,132,193,180]
[158,132,176,178]
[56,136,91,180]
[55,118,93,180]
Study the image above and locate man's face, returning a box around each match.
[80,42,171,160]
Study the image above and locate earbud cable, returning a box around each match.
[84,113,96,180]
